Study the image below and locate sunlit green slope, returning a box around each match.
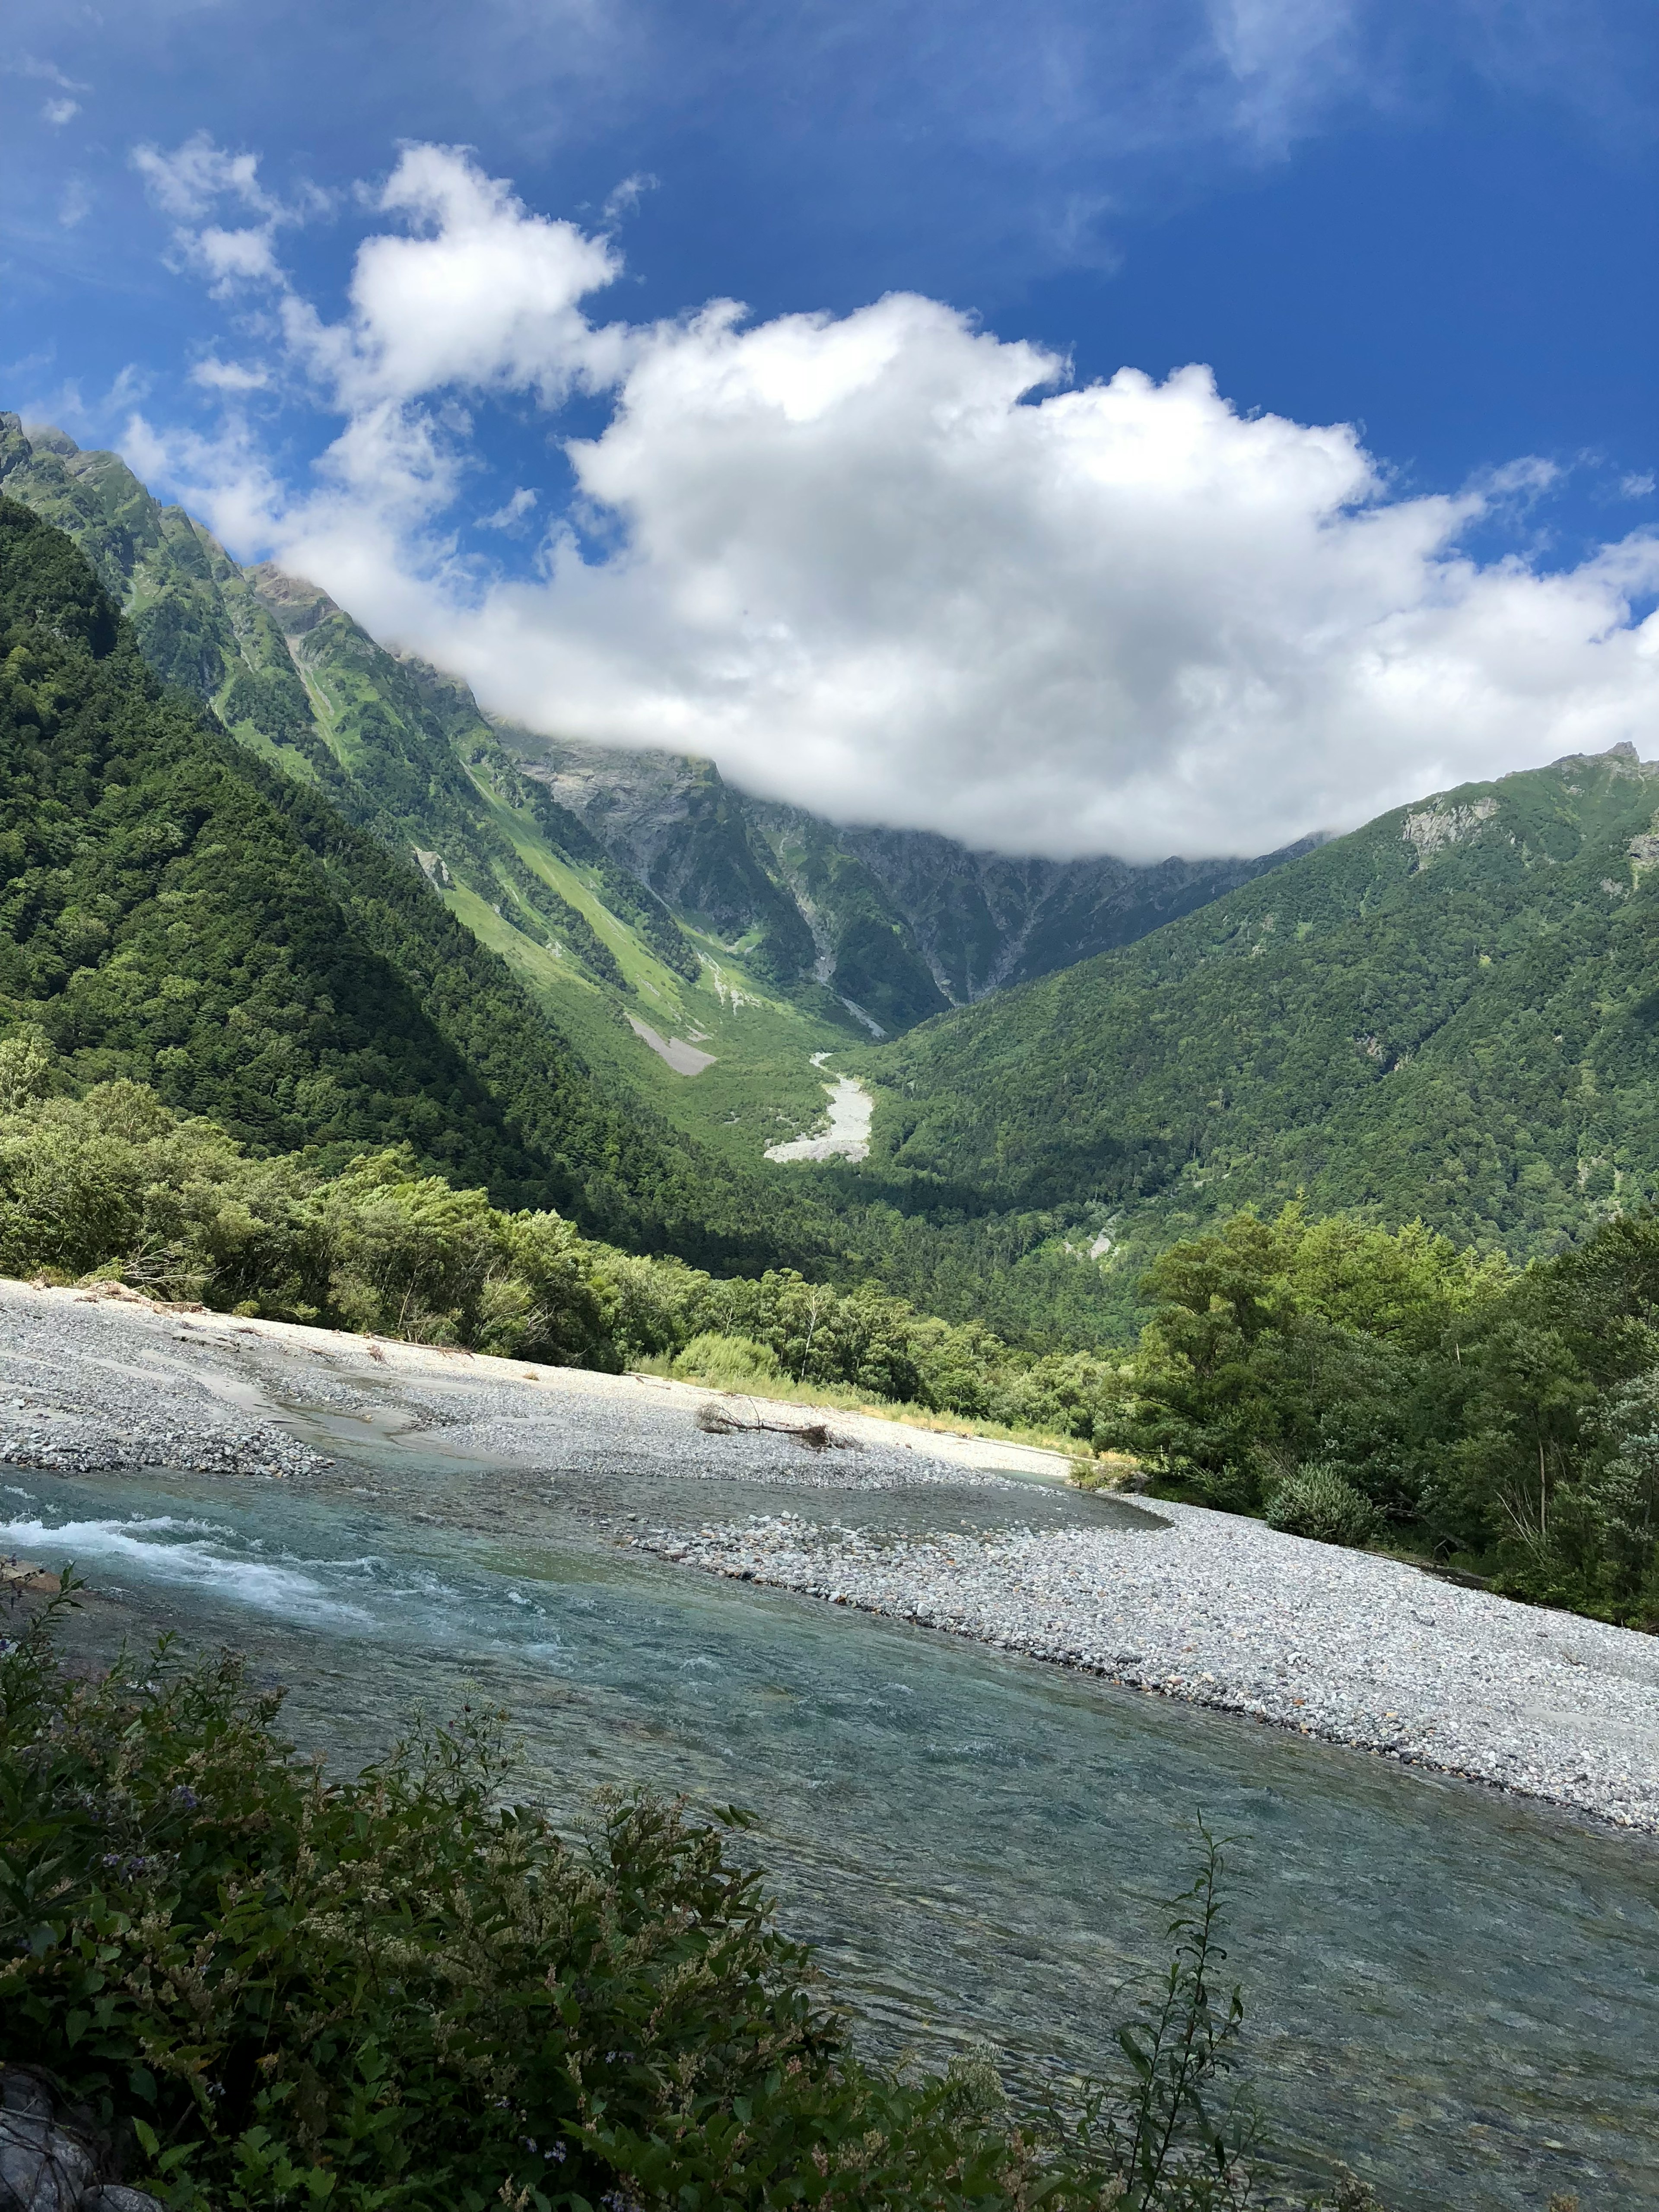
[870,743,1659,1301]
[0,414,858,1163]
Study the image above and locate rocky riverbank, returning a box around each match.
[3,1274,1655,1837]
[630,1504,1659,1833]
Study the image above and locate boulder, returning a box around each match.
[0,2072,162,2212]
[0,2075,94,2212]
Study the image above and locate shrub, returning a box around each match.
[1264,1463,1381,1549]
[672,1330,782,1388]
[0,1580,1281,2211]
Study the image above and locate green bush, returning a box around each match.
[672,1331,782,1388]
[1264,1464,1381,1549]
[0,1580,1278,2212]
[0,1064,1111,1438]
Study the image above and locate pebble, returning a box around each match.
[5,1277,1654,1837]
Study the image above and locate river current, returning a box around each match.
[3,1427,1656,2211]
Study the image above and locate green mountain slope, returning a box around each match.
[0,409,1303,1200]
[503,723,1301,1028]
[871,744,1659,1299]
[0,496,830,1268]
[0,416,861,1148]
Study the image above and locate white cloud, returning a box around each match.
[479,486,539,531]
[140,144,1659,864]
[132,131,273,220]
[193,225,283,290]
[315,143,625,407]
[57,178,92,229]
[10,54,89,91]
[1622,472,1656,500]
[601,171,658,224]
[1207,0,1365,149]
[189,357,271,393]
[41,96,79,125]
[129,132,329,302]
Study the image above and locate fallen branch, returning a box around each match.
[694,1398,858,1452]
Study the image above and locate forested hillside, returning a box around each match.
[0,496,828,1268]
[0,416,1294,1045]
[871,744,1659,1314]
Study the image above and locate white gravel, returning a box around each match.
[634,1503,1659,1833]
[765,1075,874,1162]
[0,1287,327,1481]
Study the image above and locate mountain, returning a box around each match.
[501,726,1304,1032]
[15,413,1657,1360]
[0,416,1294,1055]
[0,494,830,1269]
[871,742,1659,1309]
[0,416,867,1167]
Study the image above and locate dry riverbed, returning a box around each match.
[2,1277,1655,1834]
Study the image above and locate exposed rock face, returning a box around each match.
[829,821,1316,1002]
[502,723,1305,1020]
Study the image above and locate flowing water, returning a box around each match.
[4,1431,1656,2212]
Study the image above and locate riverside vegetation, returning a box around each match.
[0,1578,1398,2212]
[3,1049,1659,1627]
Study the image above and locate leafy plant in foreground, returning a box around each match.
[0,1578,1343,2211]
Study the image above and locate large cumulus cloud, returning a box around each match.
[134,145,1659,861]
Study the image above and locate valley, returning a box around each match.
[0,413,1303,1196]
[6,424,1659,2212]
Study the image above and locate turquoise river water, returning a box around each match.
[3,1432,1656,2212]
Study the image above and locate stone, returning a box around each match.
[0,2107,95,2212]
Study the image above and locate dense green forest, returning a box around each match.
[868,743,1659,1328]
[0,495,833,1272]
[1096,1205,1659,1627]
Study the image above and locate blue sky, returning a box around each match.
[3,0,1657,858]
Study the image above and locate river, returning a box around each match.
[4,1419,1656,2211]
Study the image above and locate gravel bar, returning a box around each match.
[632,1508,1659,1833]
[4,1277,1655,1835]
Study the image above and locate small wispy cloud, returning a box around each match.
[129,132,325,301]
[26,363,152,435]
[194,226,283,288]
[479,487,539,532]
[132,131,274,220]
[10,55,90,92]
[191,357,271,393]
[42,97,80,126]
[1621,472,1656,499]
[601,171,658,225]
[58,178,92,229]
